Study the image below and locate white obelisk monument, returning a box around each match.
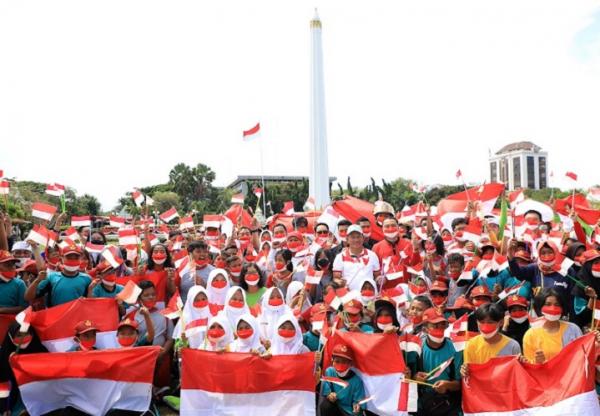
[309,10,331,209]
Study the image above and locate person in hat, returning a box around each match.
[68,320,99,352]
[571,249,600,329]
[303,303,327,352]
[501,295,530,347]
[332,224,380,291]
[0,250,27,314]
[469,285,492,309]
[10,241,32,270]
[430,280,449,311]
[341,298,374,333]
[320,343,366,416]
[117,313,154,348]
[88,262,125,301]
[25,243,92,307]
[415,308,462,416]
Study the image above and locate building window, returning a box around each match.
[490,162,497,182]
[527,156,535,188]
[539,156,547,188]
[513,157,521,188]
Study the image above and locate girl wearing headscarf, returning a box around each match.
[201,313,233,352]
[223,286,251,330]
[206,268,231,315]
[269,313,310,355]
[286,280,312,315]
[258,287,291,341]
[230,313,267,355]
[173,285,211,349]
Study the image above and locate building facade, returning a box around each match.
[489,141,548,190]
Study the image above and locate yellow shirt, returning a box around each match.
[464,334,517,364]
[523,321,568,362]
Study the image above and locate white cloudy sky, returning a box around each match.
[1,0,600,210]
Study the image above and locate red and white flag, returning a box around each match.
[508,189,525,209]
[159,207,179,223]
[45,183,65,197]
[109,215,126,228]
[160,290,183,320]
[31,202,57,222]
[147,233,159,247]
[253,187,263,199]
[231,193,245,205]
[463,333,599,415]
[565,171,578,182]
[71,215,91,228]
[22,298,120,351]
[179,216,194,231]
[326,331,416,415]
[181,349,315,415]
[117,281,142,305]
[588,187,600,203]
[26,224,50,247]
[242,122,261,141]
[0,180,9,195]
[101,246,124,269]
[203,214,222,229]
[305,266,323,285]
[304,196,316,211]
[85,242,105,254]
[118,228,139,248]
[497,281,526,301]
[282,201,295,216]
[132,190,145,207]
[320,376,349,388]
[426,356,454,380]
[462,220,483,243]
[11,346,160,416]
[456,169,463,179]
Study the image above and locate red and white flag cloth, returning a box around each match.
[71,215,91,228]
[160,290,183,320]
[31,202,57,222]
[325,331,416,415]
[101,246,124,269]
[508,189,525,209]
[588,187,600,203]
[242,122,261,141]
[231,193,245,205]
[304,196,316,211]
[253,187,263,199]
[426,357,454,380]
[181,349,315,416]
[26,224,50,247]
[282,201,295,216]
[497,281,526,301]
[22,298,120,351]
[159,207,179,223]
[383,257,404,281]
[463,333,599,416]
[84,242,105,254]
[118,229,139,248]
[305,266,323,285]
[45,183,65,197]
[456,169,463,179]
[64,227,81,243]
[117,281,142,305]
[202,214,222,229]
[320,376,349,388]
[109,215,126,228]
[147,233,159,247]
[179,216,194,231]
[11,346,160,416]
[0,180,9,195]
[565,171,578,182]
[132,190,145,207]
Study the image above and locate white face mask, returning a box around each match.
[543,312,561,322]
[15,258,27,268]
[63,265,80,273]
[363,232,371,239]
[279,334,295,343]
[377,323,393,331]
[336,368,350,378]
[481,327,499,339]
[384,231,399,240]
[592,271,600,278]
[428,334,445,344]
[538,260,554,268]
[511,315,529,324]
[362,295,375,303]
[230,271,241,278]
[153,258,166,265]
[245,279,259,286]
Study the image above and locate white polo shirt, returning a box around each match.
[333,248,380,291]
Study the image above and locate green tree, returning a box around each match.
[150,191,181,213]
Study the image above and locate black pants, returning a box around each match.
[319,397,353,416]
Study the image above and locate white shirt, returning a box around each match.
[333,248,380,291]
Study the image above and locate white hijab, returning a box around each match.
[269,312,307,355]
[357,276,378,305]
[223,286,251,330]
[202,312,233,351]
[173,285,211,348]
[258,287,291,340]
[206,268,230,306]
[230,313,263,353]
[285,280,312,313]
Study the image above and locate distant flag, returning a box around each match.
[85,242,105,254]
[159,207,179,223]
[566,171,578,182]
[64,227,81,243]
[282,201,295,216]
[303,196,316,211]
[411,182,426,194]
[71,215,91,228]
[145,195,154,206]
[45,183,65,197]
[132,190,145,207]
[160,290,183,320]
[118,229,139,248]
[202,214,222,229]
[305,267,323,285]
[31,203,57,222]
[0,181,8,195]
[231,193,245,205]
[0,170,3,178]
[588,187,600,203]
[116,281,142,305]
[253,187,263,199]
[242,122,260,141]
[179,216,194,231]
[109,216,126,229]
[508,189,525,209]
[147,233,159,247]
[102,246,124,269]
[455,169,462,179]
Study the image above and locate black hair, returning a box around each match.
[146,243,174,270]
[474,302,504,322]
[89,230,107,244]
[138,280,155,291]
[313,248,333,271]
[451,217,467,231]
[533,288,563,316]
[272,223,287,233]
[275,249,294,272]
[447,253,465,267]
[524,210,542,220]
[314,222,330,232]
[188,240,208,252]
[293,216,308,228]
[337,219,352,228]
[239,262,265,291]
[373,302,400,333]
[356,216,370,224]
[412,295,433,309]
[168,230,182,239]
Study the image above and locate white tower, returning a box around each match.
[309,10,331,209]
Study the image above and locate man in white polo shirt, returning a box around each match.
[332,225,381,291]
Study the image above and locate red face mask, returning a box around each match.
[152,253,167,262]
[245,254,257,262]
[142,299,157,309]
[118,335,137,347]
[268,298,284,307]
[237,328,253,339]
[63,258,80,267]
[428,328,445,339]
[208,327,225,339]
[228,299,245,309]
[287,240,302,250]
[278,328,296,338]
[102,274,117,283]
[215,260,226,268]
[510,310,528,319]
[539,253,555,263]
[245,273,260,284]
[13,334,32,346]
[592,263,600,272]
[541,305,562,316]
[206,230,219,238]
[79,338,96,350]
[478,322,498,335]
[273,232,286,240]
[239,235,251,242]
[347,314,361,323]
[47,256,61,266]
[211,280,227,289]
[361,289,375,297]
[442,235,453,242]
[431,295,447,307]
[193,300,208,309]
[333,362,351,373]
[448,270,461,280]
[338,230,348,238]
[481,252,494,260]
[409,283,427,295]
[377,316,393,325]
[410,315,423,325]
[0,270,17,280]
[195,259,209,268]
[454,231,464,238]
[275,262,286,271]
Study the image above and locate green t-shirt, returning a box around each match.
[36,271,92,306]
[245,287,266,307]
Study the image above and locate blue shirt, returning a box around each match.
[473,268,531,299]
[91,283,124,299]
[321,367,366,415]
[509,259,572,307]
[0,277,27,308]
[303,331,320,352]
[36,271,92,306]
[419,338,462,395]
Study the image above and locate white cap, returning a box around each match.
[347,224,363,236]
[12,241,32,252]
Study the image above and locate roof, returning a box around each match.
[227,175,336,189]
[495,141,543,155]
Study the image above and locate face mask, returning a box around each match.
[479,322,499,339]
[102,274,117,287]
[376,315,393,330]
[361,289,375,298]
[428,328,445,343]
[384,231,399,240]
[63,258,81,273]
[237,328,253,339]
[12,334,32,349]
[409,283,427,295]
[272,234,286,244]
[431,295,447,307]
[47,256,61,266]
[317,258,330,270]
[278,328,296,342]
[152,253,167,265]
[442,235,453,242]
[333,362,351,377]
[481,252,494,260]
[208,327,225,342]
[245,273,260,286]
[195,259,209,268]
[15,258,27,268]
[448,270,461,280]
[538,253,555,268]
[193,299,208,309]
[410,315,423,325]
[118,335,137,348]
[525,218,539,230]
[268,297,284,307]
[228,299,245,309]
[0,270,17,280]
[142,299,157,309]
[238,235,251,242]
[79,338,96,350]
[211,279,227,289]
[287,241,302,253]
[542,305,562,321]
[215,260,226,268]
[510,310,529,324]
[348,314,361,324]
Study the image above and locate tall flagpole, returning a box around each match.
[259,137,267,216]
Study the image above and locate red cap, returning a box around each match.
[507,295,528,308]
[75,320,98,335]
[0,250,18,264]
[310,303,327,318]
[17,260,38,273]
[343,299,363,315]
[332,343,354,361]
[582,249,600,264]
[118,318,139,331]
[470,285,492,299]
[422,307,447,324]
[446,295,474,311]
[61,243,82,256]
[430,280,448,293]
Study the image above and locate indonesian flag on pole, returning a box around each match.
[456,169,462,179]
[101,246,124,269]
[110,215,126,228]
[23,298,120,352]
[462,220,483,244]
[159,207,179,223]
[282,201,295,216]
[132,190,145,207]
[71,215,91,228]
[303,196,316,211]
[203,214,222,229]
[497,281,526,301]
[64,226,81,243]
[588,187,600,203]
[45,183,65,197]
[253,187,263,199]
[11,346,160,416]
[85,242,105,254]
[231,193,245,205]
[305,266,323,285]
[117,281,142,305]
[325,331,416,415]
[463,333,599,416]
[26,224,50,247]
[31,202,57,221]
[181,349,315,416]
[118,228,139,248]
[242,122,261,141]
[147,233,159,247]
[179,216,194,231]
[160,290,183,320]
[508,189,525,209]
[0,180,9,195]
[566,171,578,182]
